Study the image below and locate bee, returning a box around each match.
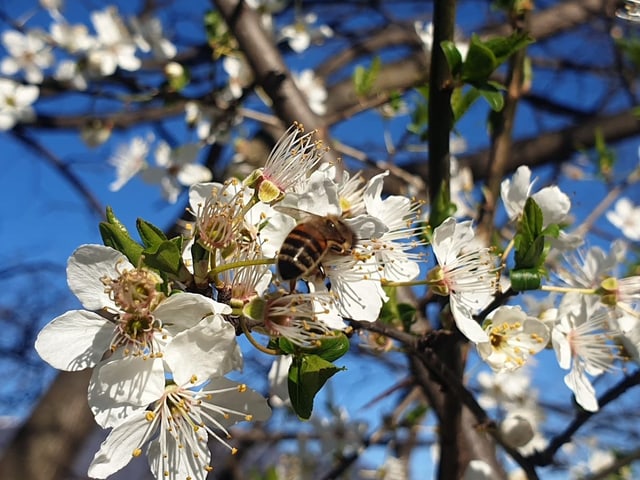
[277,210,356,282]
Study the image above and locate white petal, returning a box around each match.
[564,367,598,412]
[154,293,231,335]
[205,377,272,425]
[95,356,165,406]
[176,164,212,186]
[532,186,570,226]
[450,296,489,343]
[147,432,210,480]
[35,310,112,370]
[551,328,572,370]
[67,244,130,310]
[88,410,152,479]
[165,314,242,385]
[268,355,292,407]
[88,367,146,428]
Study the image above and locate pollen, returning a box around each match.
[132,448,143,457]
[237,384,247,393]
[145,411,156,422]
[190,374,198,384]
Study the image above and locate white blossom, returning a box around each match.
[279,12,333,53]
[0,79,39,130]
[292,69,327,115]
[1,30,53,84]
[429,217,501,343]
[141,141,212,203]
[500,165,571,227]
[477,306,549,372]
[88,376,270,480]
[606,197,640,241]
[109,135,152,191]
[129,15,176,60]
[88,7,141,76]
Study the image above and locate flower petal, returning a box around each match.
[165,314,242,385]
[154,293,231,335]
[35,310,112,371]
[95,356,165,406]
[88,410,153,479]
[67,244,130,310]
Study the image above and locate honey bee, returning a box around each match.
[277,210,356,282]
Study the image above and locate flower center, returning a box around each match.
[102,266,164,313]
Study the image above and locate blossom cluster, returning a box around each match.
[34,122,640,479]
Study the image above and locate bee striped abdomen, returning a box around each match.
[277,226,327,280]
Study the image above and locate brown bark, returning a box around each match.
[0,370,94,480]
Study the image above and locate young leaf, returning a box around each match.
[440,40,463,76]
[462,35,497,84]
[136,218,168,249]
[288,354,343,420]
[99,210,144,266]
[142,240,183,277]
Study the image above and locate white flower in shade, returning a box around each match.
[428,217,501,343]
[222,55,253,99]
[462,460,495,480]
[88,375,271,480]
[0,79,39,130]
[88,7,141,76]
[141,141,212,203]
[477,306,549,373]
[246,123,327,203]
[292,69,327,115]
[129,15,176,60]
[1,30,53,84]
[500,165,571,227]
[109,135,152,191]
[450,157,475,219]
[279,13,333,53]
[477,368,532,411]
[267,354,292,408]
[606,197,640,241]
[552,296,618,411]
[50,21,94,53]
[499,413,535,448]
[54,59,89,90]
[414,21,469,59]
[245,291,346,347]
[35,245,241,403]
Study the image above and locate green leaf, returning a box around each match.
[462,35,497,83]
[483,31,534,64]
[353,56,381,97]
[440,40,463,76]
[136,218,168,249]
[99,220,143,266]
[475,83,504,111]
[452,86,481,124]
[288,355,343,420]
[142,240,183,276]
[312,334,350,362]
[278,334,350,362]
[429,179,456,229]
[510,268,542,291]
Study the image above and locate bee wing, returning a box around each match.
[273,205,324,221]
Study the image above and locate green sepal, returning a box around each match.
[99,209,144,266]
[288,354,344,420]
[510,268,542,291]
[440,40,463,76]
[136,218,168,249]
[191,240,210,287]
[380,286,417,331]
